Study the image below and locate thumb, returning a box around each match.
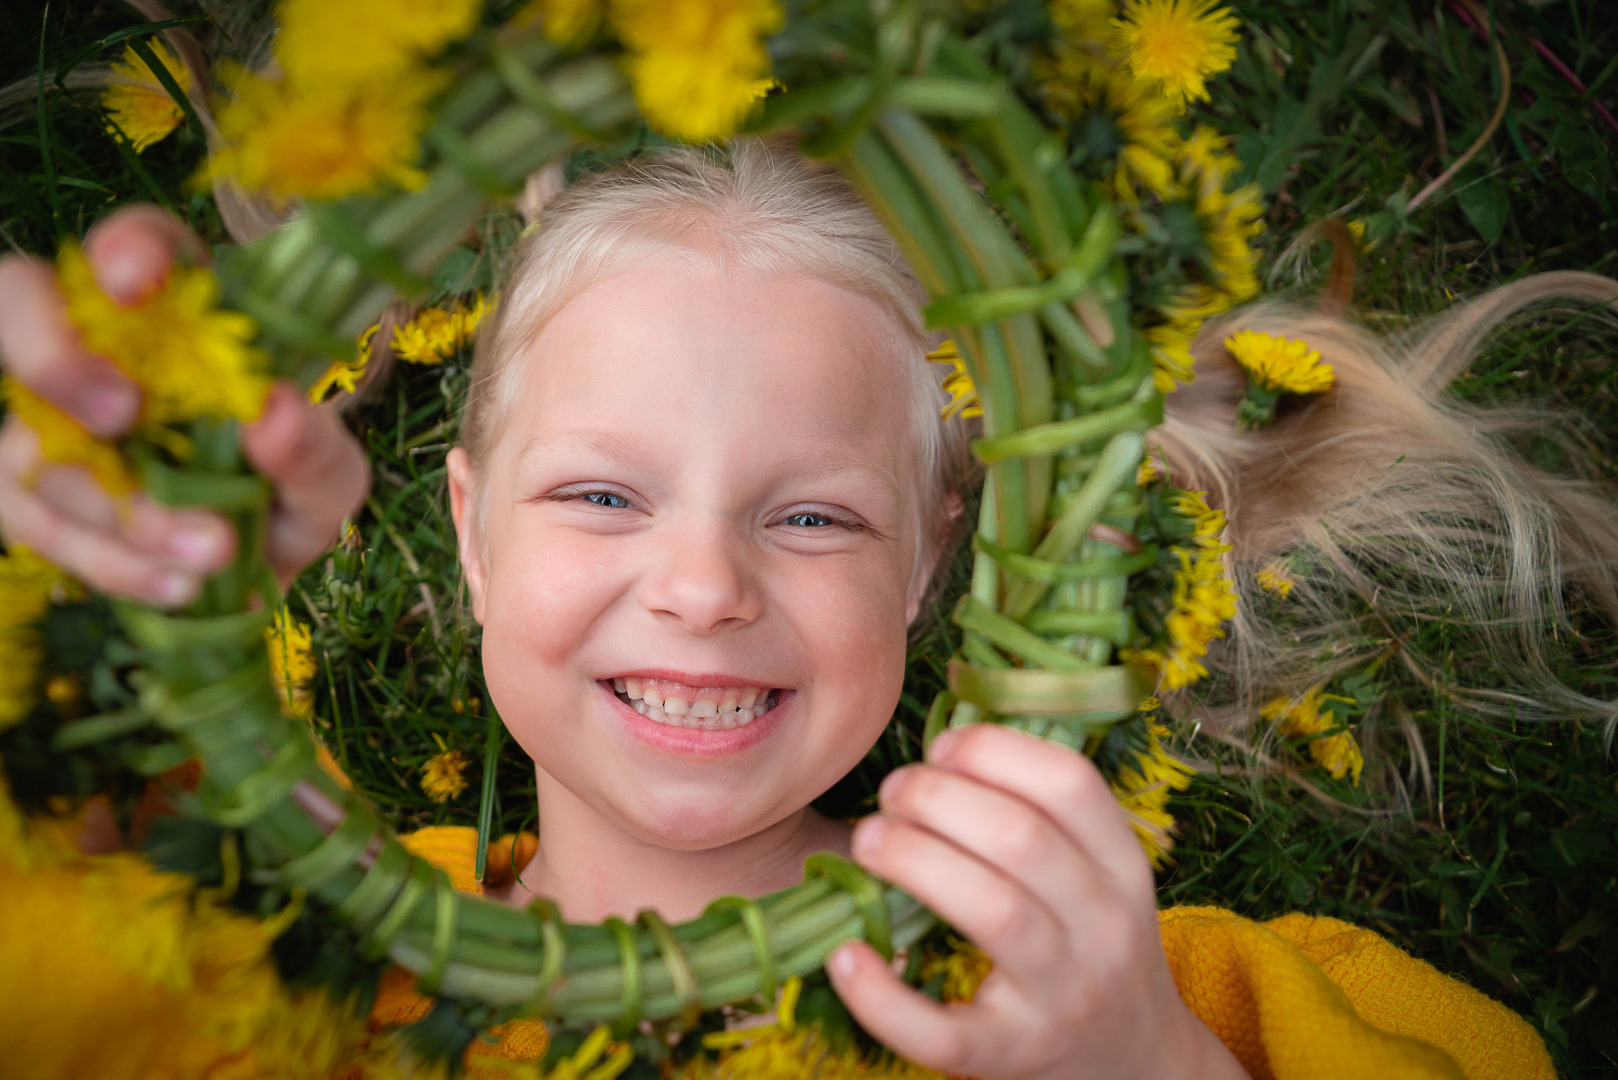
[241,383,370,584]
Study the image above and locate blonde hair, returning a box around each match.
[462,139,980,614]
[1156,272,1618,755]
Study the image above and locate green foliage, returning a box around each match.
[3,0,1616,1072]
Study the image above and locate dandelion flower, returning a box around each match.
[920,939,993,1003]
[0,545,64,730]
[55,240,268,426]
[1256,562,1295,598]
[102,40,191,152]
[205,68,443,202]
[1125,490,1237,690]
[1111,716,1195,865]
[1226,330,1333,395]
[421,747,471,802]
[266,609,317,720]
[1145,323,1196,393]
[533,0,606,42]
[391,296,490,366]
[309,326,376,403]
[275,0,482,84]
[1111,0,1239,108]
[1,379,135,496]
[1262,684,1364,785]
[929,339,982,420]
[611,0,782,142]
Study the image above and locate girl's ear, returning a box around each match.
[447,447,489,624]
[906,491,967,626]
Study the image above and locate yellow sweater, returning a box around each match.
[392,827,1555,1080]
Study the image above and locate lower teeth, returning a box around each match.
[617,690,775,730]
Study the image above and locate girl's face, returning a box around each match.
[449,255,936,851]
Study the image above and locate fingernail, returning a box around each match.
[77,383,139,437]
[827,944,856,979]
[155,571,196,607]
[95,246,156,306]
[169,525,224,567]
[926,728,959,763]
[851,816,887,858]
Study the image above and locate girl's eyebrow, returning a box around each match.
[518,429,649,471]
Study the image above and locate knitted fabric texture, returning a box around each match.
[354,828,1555,1080]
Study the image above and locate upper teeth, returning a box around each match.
[613,677,777,731]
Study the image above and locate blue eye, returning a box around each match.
[785,512,834,528]
[582,492,631,509]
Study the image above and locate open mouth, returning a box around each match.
[609,677,782,732]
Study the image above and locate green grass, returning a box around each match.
[4,1,1617,1074]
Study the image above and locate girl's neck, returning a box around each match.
[491,771,853,922]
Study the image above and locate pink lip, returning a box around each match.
[605,668,778,690]
[600,679,791,757]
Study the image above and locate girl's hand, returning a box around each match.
[828,724,1249,1080]
[0,206,369,605]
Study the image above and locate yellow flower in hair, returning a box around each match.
[1262,684,1364,785]
[1226,329,1332,429]
[55,240,268,427]
[101,40,190,152]
[1256,562,1295,598]
[1,379,135,496]
[421,744,471,803]
[929,339,982,420]
[1111,0,1239,108]
[0,546,64,731]
[611,0,782,142]
[392,296,490,366]
[1226,330,1332,394]
[309,326,376,403]
[205,67,444,202]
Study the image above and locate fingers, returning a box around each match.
[83,205,210,302]
[0,417,234,606]
[850,813,1064,978]
[927,724,1154,896]
[876,764,1103,934]
[242,383,370,584]
[826,941,978,1076]
[0,256,139,437]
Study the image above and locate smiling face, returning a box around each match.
[449,254,937,852]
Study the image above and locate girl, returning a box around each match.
[0,139,1590,1080]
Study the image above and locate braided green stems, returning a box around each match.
[71,13,1159,1033]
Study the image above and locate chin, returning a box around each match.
[615,785,789,852]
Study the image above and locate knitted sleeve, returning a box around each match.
[1157,905,1555,1080]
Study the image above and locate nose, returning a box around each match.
[638,515,763,635]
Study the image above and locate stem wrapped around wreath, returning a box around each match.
[6,0,1250,1060]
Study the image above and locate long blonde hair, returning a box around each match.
[1156,270,1618,754]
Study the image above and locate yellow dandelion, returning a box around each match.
[309,326,376,404]
[421,744,471,802]
[1111,0,1240,108]
[1,379,136,496]
[1111,717,1195,866]
[275,0,483,85]
[101,40,191,152]
[920,938,993,1004]
[204,67,444,203]
[1163,127,1265,307]
[610,0,782,142]
[1262,684,1364,785]
[1124,490,1237,691]
[1036,0,1120,116]
[1255,562,1295,598]
[55,240,268,427]
[1137,453,1161,485]
[1156,281,1234,328]
[1225,328,1333,429]
[1145,322,1196,393]
[530,0,606,42]
[266,608,317,720]
[545,1025,633,1080]
[391,295,490,365]
[928,339,982,420]
[0,546,64,731]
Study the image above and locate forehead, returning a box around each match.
[500,257,921,462]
